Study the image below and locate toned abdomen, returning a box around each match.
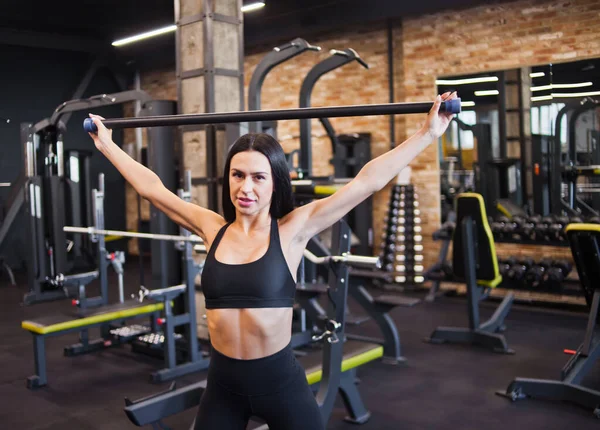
[206,307,293,359]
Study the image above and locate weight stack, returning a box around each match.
[381,184,424,288]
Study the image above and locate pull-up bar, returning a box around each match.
[83,99,461,132]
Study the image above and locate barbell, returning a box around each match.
[83,99,461,132]
[64,226,380,268]
[64,226,203,243]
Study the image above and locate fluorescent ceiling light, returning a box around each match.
[241,2,265,12]
[531,90,600,101]
[530,72,545,78]
[474,90,500,96]
[531,82,592,91]
[436,77,498,85]
[531,95,553,102]
[460,101,476,107]
[551,81,593,89]
[531,85,552,92]
[112,25,176,47]
[552,90,600,98]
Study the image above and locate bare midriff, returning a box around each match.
[206,307,294,359]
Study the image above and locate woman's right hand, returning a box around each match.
[87,113,114,153]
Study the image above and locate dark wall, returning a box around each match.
[0,44,128,270]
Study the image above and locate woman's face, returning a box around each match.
[229,150,274,217]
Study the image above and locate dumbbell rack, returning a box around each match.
[496,257,579,295]
[490,214,590,307]
[428,213,588,309]
[380,184,424,289]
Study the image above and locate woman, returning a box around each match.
[87,91,456,429]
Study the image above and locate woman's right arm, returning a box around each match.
[87,114,223,241]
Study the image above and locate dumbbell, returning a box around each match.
[501,217,524,239]
[544,259,573,290]
[383,216,399,226]
[587,216,600,224]
[520,218,536,240]
[569,216,583,224]
[524,258,553,288]
[497,258,513,277]
[548,216,570,241]
[509,215,527,238]
[491,216,510,238]
[379,243,396,253]
[381,231,396,241]
[508,257,535,285]
[528,214,542,224]
[534,216,556,241]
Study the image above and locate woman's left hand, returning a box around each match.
[423,91,458,139]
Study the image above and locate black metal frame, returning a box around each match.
[298,48,368,177]
[23,171,108,306]
[248,37,321,134]
[346,275,420,364]
[549,100,600,216]
[497,228,600,417]
[498,290,600,417]
[531,133,552,216]
[131,171,210,383]
[426,217,515,354]
[452,119,496,214]
[22,90,153,306]
[425,211,455,301]
[563,99,600,216]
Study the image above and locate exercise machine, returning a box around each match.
[19,90,159,305]
[21,172,207,388]
[425,193,515,354]
[498,223,600,417]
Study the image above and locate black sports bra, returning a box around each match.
[201,218,297,309]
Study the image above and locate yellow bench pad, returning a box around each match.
[301,341,383,385]
[22,300,164,335]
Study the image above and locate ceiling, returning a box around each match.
[0,0,504,68]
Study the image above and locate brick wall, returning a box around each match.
[124,0,600,267]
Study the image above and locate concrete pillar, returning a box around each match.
[175,0,244,212]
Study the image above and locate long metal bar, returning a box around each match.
[84,100,461,132]
[64,226,203,243]
[303,249,380,268]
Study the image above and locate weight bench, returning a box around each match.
[425,193,514,354]
[22,300,164,389]
[124,340,382,428]
[497,223,600,417]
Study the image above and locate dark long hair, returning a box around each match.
[222,133,293,222]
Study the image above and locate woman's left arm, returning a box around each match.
[287,91,457,243]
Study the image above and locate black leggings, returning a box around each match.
[193,342,324,430]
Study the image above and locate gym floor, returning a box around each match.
[2,262,598,429]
